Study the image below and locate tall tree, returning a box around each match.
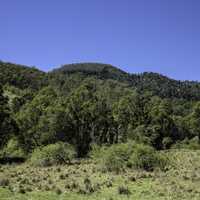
[63,83,96,156]
[147,99,177,149]
[16,87,57,152]
[0,85,18,149]
[188,102,200,142]
[113,91,147,142]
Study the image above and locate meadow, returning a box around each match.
[0,149,200,200]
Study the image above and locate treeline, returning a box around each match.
[0,61,47,90]
[0,62,200,159]
[51,63,200,101]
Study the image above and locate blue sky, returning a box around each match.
[1,0,200,80]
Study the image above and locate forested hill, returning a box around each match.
[52,63,127,77]
[0,61,46,90]
[131,72,200,100]
[1,60,200,157]
[50,62,200,100]
[1,61,200,100]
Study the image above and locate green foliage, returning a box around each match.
[0,62,46,90]
[52,81,119,157]
[52,63,200,101]
[172,137,200,150]
[51,63,130,83]
[187,102,200,139]
[30,142,76,167]
[16,86,58,152]
[132,72,200,101]
[162,137,173,149]
[1,61,200,158]
[127,144,167,171]
[89,144,108,160]
[113,91,145,142]
[63,82,97,156]
[2,138,27,158]
[99,143,135,172]
[0,85,18,149]
[0,177,9,187]
[147,99,177,149]
[118,185,131,195]
[97,142,167,172]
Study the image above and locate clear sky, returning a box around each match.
[1,0,200,80]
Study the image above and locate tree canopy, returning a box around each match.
[1,61,200,157]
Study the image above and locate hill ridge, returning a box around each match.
[1,61,200,100]
[1,60,199,83]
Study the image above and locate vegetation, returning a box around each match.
[30,142,76,167]
[1,61,200,155]
[98,143,133,172]
[127,144,167,171]
[0,85,18,149]
[1,61,200,156]
[0,62,46,90]
[0,149,200,199]
[95,142,167,172]
[1,61,200,199]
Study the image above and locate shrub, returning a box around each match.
[162,137,173,149]
[0,177,9,187]
[89,144,108,161]
[2,138,27,158]
[118,185,131,195]
[55,187,62,195]
[127,144,167,171]
[98,142,135,172]
[172,137,200,150]
[95,142,168,172]
[30,142,76,167]
[83,177,95,193]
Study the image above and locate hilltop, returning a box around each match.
[1,61,200,100]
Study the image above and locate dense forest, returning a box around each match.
[1,61,200,159]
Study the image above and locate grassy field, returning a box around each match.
[0,149,200,200]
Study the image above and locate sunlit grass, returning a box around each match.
[1,149,200,200]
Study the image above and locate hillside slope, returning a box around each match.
[0,62,46,90]
[1,61,200,100]
[131,72,200,100]
[50,62,200,100]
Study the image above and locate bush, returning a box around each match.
[0,177,10,187]
[98,142,135,172]
[89,144,108,160]
[96,142,168,172]
[30,142,76,167]
[172,137,200,150]
[2,138,27,158]
[127,144,167,171]
[162,137,173,149]
[118,185,131,195]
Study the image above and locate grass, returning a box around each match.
[1,149,200,200]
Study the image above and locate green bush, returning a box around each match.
[89,144,108,161]
[0,177,10,187]
[98,142,135,172]
[30,142,76,167]
[172,137,200,150]
[128,144,167,171]
[96,142,168,172]
[118,185,131,195]
[162,137,173,149]
[2,138,27,158]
